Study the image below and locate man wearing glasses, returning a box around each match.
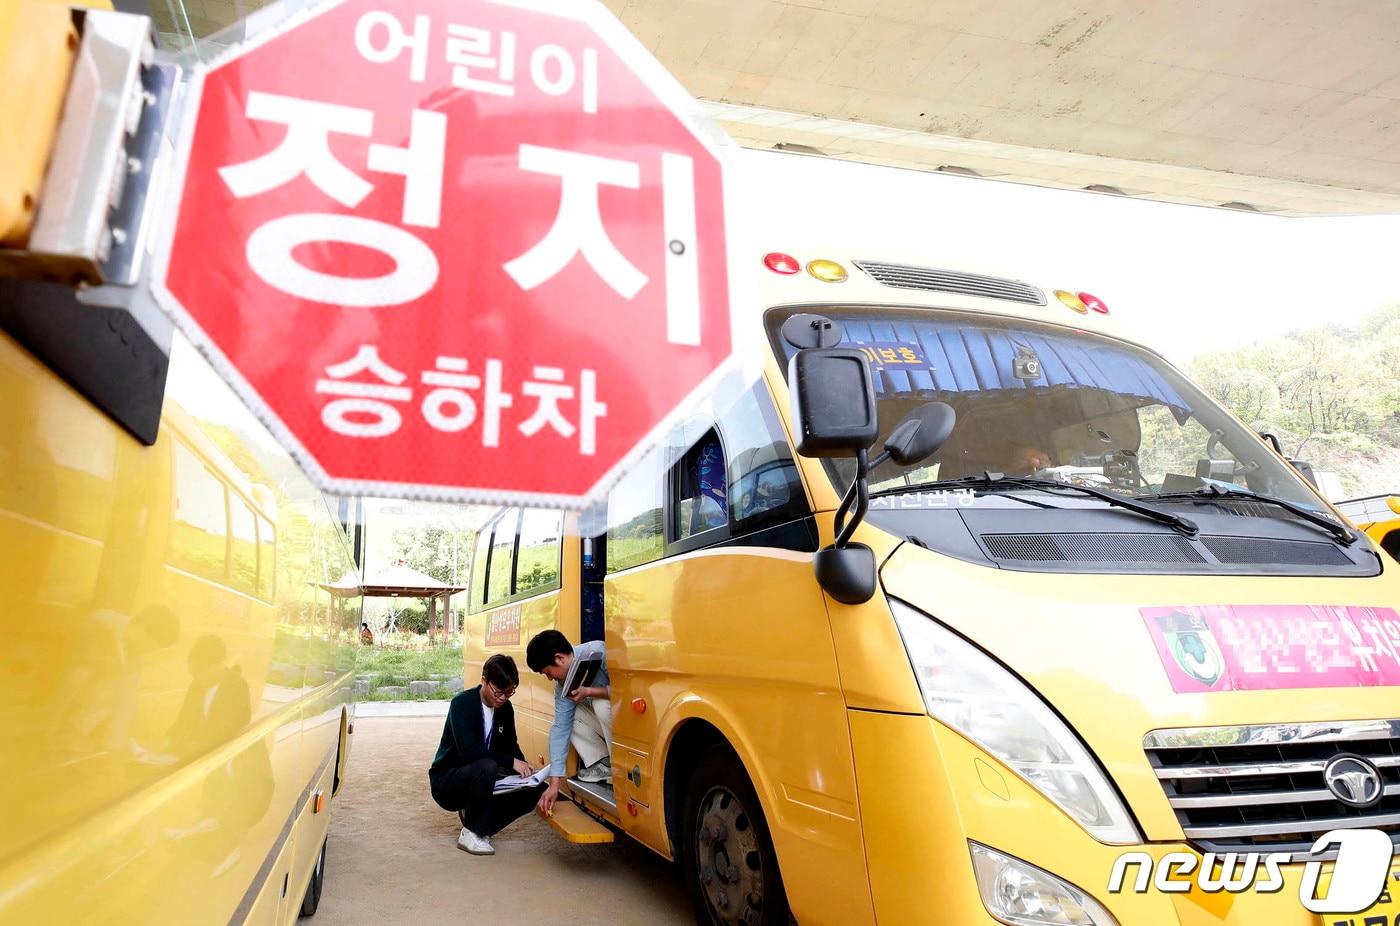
[428,654,544,855]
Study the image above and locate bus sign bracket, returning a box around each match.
[0,8,181,446]
[0,9,179,289]
[0,275,172,446]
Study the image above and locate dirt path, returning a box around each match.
[316,716,691,925]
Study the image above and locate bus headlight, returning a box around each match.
[890,600,1141,845]
[970,842,1119,926]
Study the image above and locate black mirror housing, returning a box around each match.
[788,347,878,457]
[1289,458,1319,487]
[883,402,956,466]
[814,543,876,604]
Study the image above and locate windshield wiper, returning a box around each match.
[1139,484,1357,546]
[881,473,1200,537]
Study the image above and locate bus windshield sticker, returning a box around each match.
[1142,605,1400,692]
[855,342,927,370]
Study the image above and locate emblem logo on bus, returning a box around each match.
[1323,755,1384,808]
[1160,611,1224,688]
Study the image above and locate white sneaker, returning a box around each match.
[456,827,495,855]
[576,760,612,783]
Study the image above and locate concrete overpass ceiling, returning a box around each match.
[145,0,1400,215]
[603,0,1400,215]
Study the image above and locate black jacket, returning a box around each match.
[429,686,524,779]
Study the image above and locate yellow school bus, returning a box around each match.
[0,325,362,921]
[464,251,1400,926]
[1338,495,1400,563]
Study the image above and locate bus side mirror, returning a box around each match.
[787,345,881,604]
[787,347,878,457]
[1259,430,1319,488]
[814,545,877,605]
[882,402,956,466]
[1290,459,1319,488]
[811,401,959,604]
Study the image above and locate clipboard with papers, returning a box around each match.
[492,765,550,794]
[562,652,603,696]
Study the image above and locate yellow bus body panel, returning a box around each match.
[0,328,360,922]
[1354,498,1400,559]
[605,541,875,923]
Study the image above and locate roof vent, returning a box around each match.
[853,261,1046,305]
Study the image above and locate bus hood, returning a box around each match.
[878,541,1400,842]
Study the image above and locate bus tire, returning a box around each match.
[681,747,790,926]
[298,838,327,918]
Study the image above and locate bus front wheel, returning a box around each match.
[681,748,790,926]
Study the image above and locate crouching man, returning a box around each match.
[428,654,544,855]
[525,630,612,815]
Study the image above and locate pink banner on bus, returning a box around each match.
[1142,605,1400,693]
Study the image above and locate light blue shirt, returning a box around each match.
[548,639,609,777]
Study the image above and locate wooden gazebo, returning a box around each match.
[322,564,466,642]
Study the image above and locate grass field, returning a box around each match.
[356,645,463,700]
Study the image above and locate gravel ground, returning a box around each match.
[316,716,692,925]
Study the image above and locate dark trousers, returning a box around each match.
[430,758,546,837]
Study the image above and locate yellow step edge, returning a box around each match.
[542,801,614,844]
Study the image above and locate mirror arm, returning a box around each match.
[832,450,860,539]
[834,448,870,548]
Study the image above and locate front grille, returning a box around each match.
[1145,720,1400,853]
[1201,536,1352,566]
[982,533,1205,563]
[853,261,1046,305]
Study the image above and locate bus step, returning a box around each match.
[544,801,614,844]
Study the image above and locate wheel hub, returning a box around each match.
[695,786,764,926]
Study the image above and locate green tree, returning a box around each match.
[393,602,429,635]
[390,523,473,585]
[1184,303,1400,497]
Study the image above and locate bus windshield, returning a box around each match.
[768,306,1324,509]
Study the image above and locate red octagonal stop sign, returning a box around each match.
[154,0,734,507]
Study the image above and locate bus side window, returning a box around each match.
[468,521,493,613]
[486,508,519,606]
[718,381,807,532]
[230,495,259,595]
[606,445,666,572]
[171,440,229,582]
[1382,530,1399,563]
[515,509,562,596]
[675,430,727,541]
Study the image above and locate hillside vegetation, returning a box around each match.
[1185,304,1400,499]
